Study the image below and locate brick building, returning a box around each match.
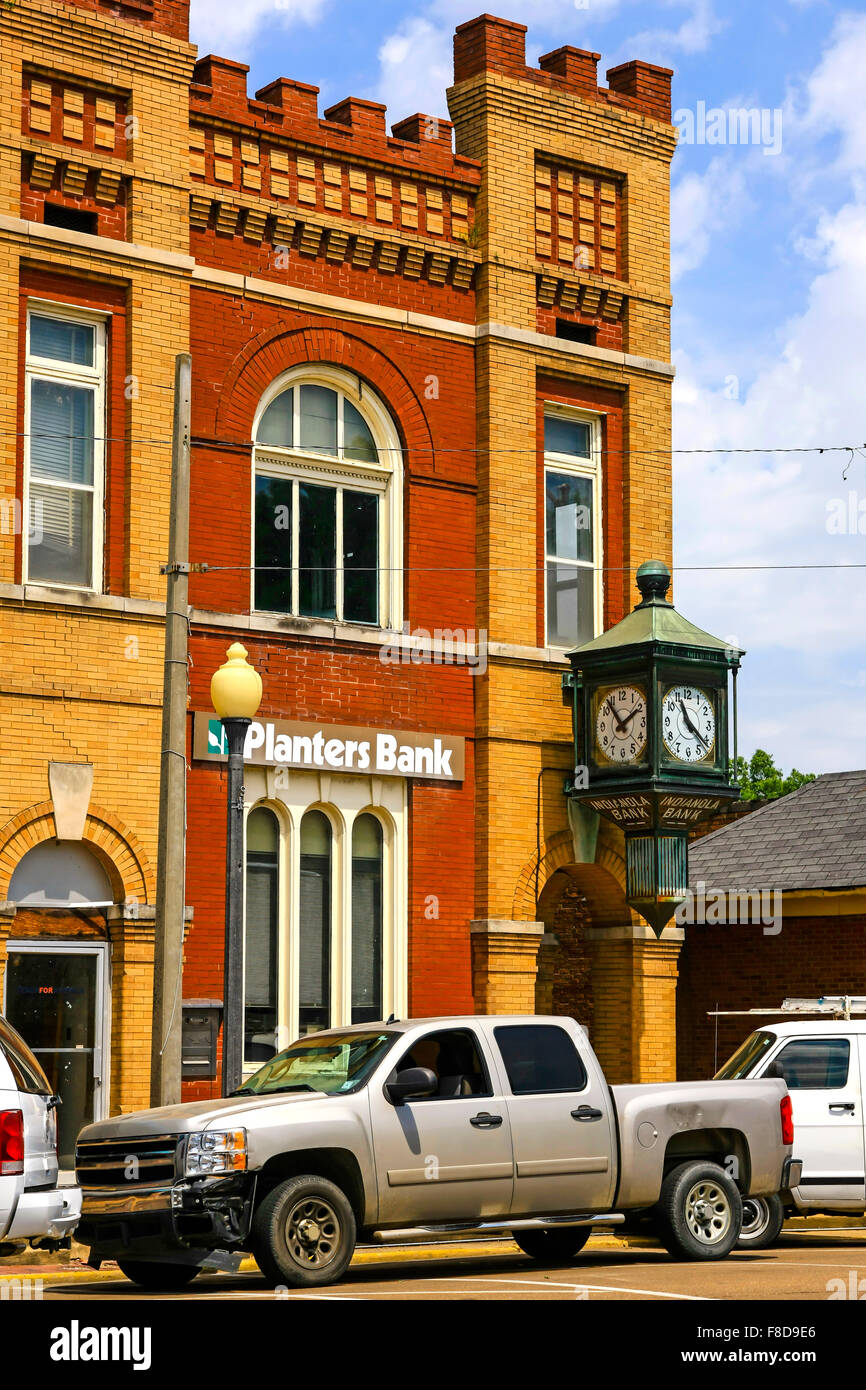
[0,0,679,1131]
[680,773,866,1079]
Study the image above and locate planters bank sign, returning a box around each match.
[193,714,464,783]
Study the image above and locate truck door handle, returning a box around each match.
[829,1102,856,1113]
[571,1105,603,1122]
[470,1112,503,1128]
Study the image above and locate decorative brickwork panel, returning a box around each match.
[21,73,128,160]
[535,159,621,277]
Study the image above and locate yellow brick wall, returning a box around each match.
[450,59,679,1078]
[0,0,194,1111]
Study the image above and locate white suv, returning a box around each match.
[0,1015,81,1249]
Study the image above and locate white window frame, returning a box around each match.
[543,403,603,649]
[241,774,407,1069]
[251,365,403,630]
[23,299,107,594]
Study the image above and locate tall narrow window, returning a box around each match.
[25,308,105,590]
[351,814,383,1024]
[253,369,402,629]
[299,810,332,1035]
[244,808,279,1065]
[543,410,601,648]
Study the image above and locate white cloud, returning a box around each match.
[671,157,748,278]
[672,14,866,769]
[625,0,724,60]
[188,0,327,56]
[374,17,453,121]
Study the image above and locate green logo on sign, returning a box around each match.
[208,719,227,755]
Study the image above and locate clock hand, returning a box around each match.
[605,698,629,733]
[678,699,708,749]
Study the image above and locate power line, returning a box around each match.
[200,562,866,574]
[3,431,866,459]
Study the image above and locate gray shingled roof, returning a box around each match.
[688,771,866,892]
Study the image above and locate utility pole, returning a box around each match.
[151,353,192,1106]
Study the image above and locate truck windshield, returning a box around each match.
[234,1031,398,1097]
[714,1030,776,1079]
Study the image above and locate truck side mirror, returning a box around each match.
[384,1066,438,1105]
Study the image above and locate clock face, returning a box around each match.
[662,684,716,763]
[595,685,648,764]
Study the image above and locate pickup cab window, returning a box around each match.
[768,1038,850,1089]
[235,1030,397,1096]
[0,1015,52,1095]
[391,1029,491,1099]
[714,1030,776,1080]
[494,1024,587,1094]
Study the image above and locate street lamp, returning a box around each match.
[210,642,262,1095]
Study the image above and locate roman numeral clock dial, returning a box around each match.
[662,684,716,763]
[595,685,648,764]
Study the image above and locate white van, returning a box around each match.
[0,1014,81,1248]
[716,1017,866,1247]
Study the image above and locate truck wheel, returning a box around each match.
[512,1227,591,1262]
[252,1174,356,1288]
[115,1260,200,1290]
[737,1194,784,1250]
[657,1161,742,1261]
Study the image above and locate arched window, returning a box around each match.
[9,840,114,907]
[351,814,383,1024]
[244,807,280,1064]
[253,367,402,629]
[299,810,332,1034]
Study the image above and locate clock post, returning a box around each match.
[566,560,743,935]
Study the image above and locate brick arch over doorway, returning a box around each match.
[0,800,154,907]
[514,821,683,1085]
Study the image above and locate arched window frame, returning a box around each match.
[251,365,404,631]
[242,791,405,1062]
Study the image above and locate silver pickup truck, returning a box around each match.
[75,1015,800,1289]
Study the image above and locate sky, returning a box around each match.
[188,0,866,777]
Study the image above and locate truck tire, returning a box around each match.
[737,1194,784,1250]
[252,1174,356,1288]
[115,1260,201,1290]
[656,1161,742,1261]
[512,1226,591,1262]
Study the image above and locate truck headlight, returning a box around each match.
[184,1129,247,1177]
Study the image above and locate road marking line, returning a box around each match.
[461,1275,713,1300]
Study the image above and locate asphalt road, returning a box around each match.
[14,1228,866,1301]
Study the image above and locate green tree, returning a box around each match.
[733,749,816,801]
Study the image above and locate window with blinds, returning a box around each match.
[240,799,398,1061]
[25,307,105,590]
[244,807,280,1065]
[299,810,332,1035]
[351,814,383,1024]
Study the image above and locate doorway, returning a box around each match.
[3,941,110,1169]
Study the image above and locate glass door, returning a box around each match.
[3,943,109,1169]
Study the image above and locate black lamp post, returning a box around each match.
[210,642,262,1095]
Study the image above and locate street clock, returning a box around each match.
[566,560,743,935]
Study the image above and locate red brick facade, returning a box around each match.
[678,914,866,1081]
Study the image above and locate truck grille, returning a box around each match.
[76,1135,180,1188]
